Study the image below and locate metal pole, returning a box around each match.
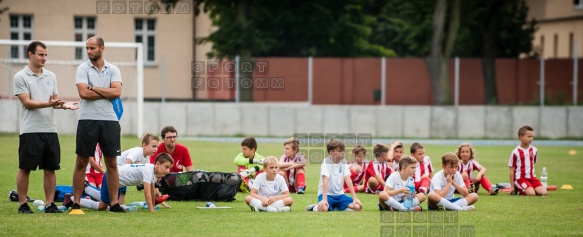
[235,55,240,103]
[455,57,459,107]
[381,57,386,106]
[308,57,313,105]
[136,43,144,138]
[540,57,545,107]
[574,40,579,106]
[161,55,166,103]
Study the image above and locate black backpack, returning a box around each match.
[158,170,242,202]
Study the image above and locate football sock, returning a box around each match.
[297,172,306,188]
[384,197,407,211]
[249,198,266,211]
[453,198,468,207]
[268,200,284,209]
[481,176,493,191]
[420,178,431,193]
[79,197,99,210]
[84,185,102,201]
[437,198,462,211]
[464,179,471,187]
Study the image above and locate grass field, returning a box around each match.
[0,133,581,237]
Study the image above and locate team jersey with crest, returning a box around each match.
[457,159,482,179]
[429,170,464,200]
[117,164,155,188]
[348,160,369,185]
[251,173,289,197]
[508,145,538,180]
[279,153,306,186]
[414,156,433,182]
[365,159,392,185]
[385,172,410,201]
[117,147,149,165]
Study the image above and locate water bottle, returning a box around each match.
[206,202,216,208]
[127,201,147,207]
[404,177,415,209]
[37,205,45,212]
[541,167,548,189]
[58,206,68,211]
[141,204,160,210]
[122,205,138,212]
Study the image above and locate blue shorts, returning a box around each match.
[100,172,126,205]
[317,194,353,211]
[428,197,461,210]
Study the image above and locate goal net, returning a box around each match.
[0,40,143,137]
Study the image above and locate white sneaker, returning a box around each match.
[461,205,475,211]
[239,169,254,178]
[278,206,291,212]
[305,204,317,211]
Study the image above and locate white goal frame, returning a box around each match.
[0,39,144,138]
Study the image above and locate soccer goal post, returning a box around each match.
[0,39,144,138]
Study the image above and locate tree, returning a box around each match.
[370,0,536,105]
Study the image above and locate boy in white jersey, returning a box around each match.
[65,153,173,212]
[427,152,478,211]
[306,139,363,212]
[278,137,307,194]
[245,156,293,212]
[344,145,369,193]
[115,133,160,204]
[508,125,546,196]
[379,156,425,211]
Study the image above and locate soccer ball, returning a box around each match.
[192,172,209,183]
[33,200,44,207]
[225,175,241,186]
[206,202,216,208]
[210,173,225,184]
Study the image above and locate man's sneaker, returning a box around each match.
[10,190,35,202]
[45,202,63,213]
[62,193,73,209]
[468,183,476,193]
[278,206,291,212]
[305,204,317,211]
[239,169,254,178]
[437,206,446,211]
[488,188,499,196]
[297,187,305,194]
[155,194,169,205]
[461,205,476,211]
[69,203,85,215]
[109,203,126,213]
[18,203,33,214]
[409,206,422,212]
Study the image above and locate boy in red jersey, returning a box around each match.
[364,144,392,194]
[508,125,547,196]
[344,145,369,193]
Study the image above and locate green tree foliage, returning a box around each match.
[194,0,394,58]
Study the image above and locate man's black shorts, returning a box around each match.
[19,133,60,171]
[76,120,121,158]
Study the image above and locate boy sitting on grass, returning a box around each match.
[427,152,478,211]
[245,156,293,212]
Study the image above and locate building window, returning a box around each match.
[135,18,156,64]
[9,15,33,59]
[575,0,583,10]
[74,16,96,60]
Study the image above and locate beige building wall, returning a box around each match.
[527,0,583,58]
[194,9,215,100]
[1,0,194,99]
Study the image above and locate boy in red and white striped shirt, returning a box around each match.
[278,137,307,194]
[85,144,104,188]
[508,125,547,196]
[411,143,433,194]
[364,144,392,194]
[344,145,369,193]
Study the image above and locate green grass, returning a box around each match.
[0,133,582,237]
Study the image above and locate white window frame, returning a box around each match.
[74,16,97,60]
[135,18,156,65]
[9,15,33,59]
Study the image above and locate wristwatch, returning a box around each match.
[88,85,93,90]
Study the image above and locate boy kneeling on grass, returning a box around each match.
[65,153,173,213]
[245,156,293,212]
[427,152,478,211]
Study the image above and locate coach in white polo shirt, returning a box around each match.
[71,36,125,213]
[14,41,79,214]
